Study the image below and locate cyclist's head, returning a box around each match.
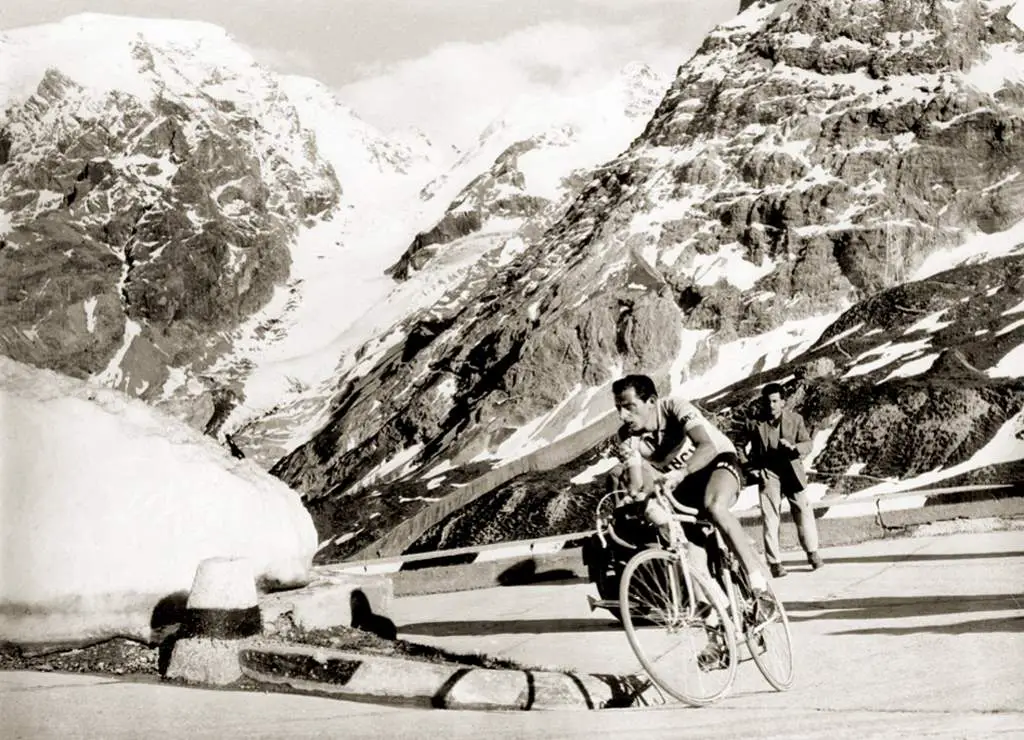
[613,374,660,431]
[761,382,785,420]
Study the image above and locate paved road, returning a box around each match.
[4,530,1024,738]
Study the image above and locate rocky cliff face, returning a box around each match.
[406,252,1024,553]
[267,0,1024,560]
[0,15,436,437]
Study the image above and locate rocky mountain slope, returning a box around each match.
[407,252,1024,553]
[388,62,667,280]
[0,14,439,446]
[224,61,677,464]
[4,4,1023,565]
[265,0,1024,561]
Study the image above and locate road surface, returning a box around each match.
[4,530,1023,738]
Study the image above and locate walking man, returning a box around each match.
[745,383,823,577]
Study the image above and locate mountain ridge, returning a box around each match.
[268,0,1024,561]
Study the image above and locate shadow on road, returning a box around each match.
[786,593,1024,634]
[399,617,622,637]
[497,559,585,587]
[833,614,1024,636]
[783,551,1024,566]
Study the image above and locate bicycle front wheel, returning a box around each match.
[619,548,738,706]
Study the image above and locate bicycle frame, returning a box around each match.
[594,487,751,630]
[647,487,747,633]
[615,487,796,699]
[594,489,703,621]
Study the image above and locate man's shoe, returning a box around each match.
[808,552,824,570]
[769,563,788,578]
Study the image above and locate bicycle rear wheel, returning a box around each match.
[742,579,794,691]
[619,548,738,706]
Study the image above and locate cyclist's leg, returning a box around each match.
[703,468,770,594]
[664,478,728,612]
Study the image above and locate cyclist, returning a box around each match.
[608,374,776,662]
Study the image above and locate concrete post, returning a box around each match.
[165,557,261,685]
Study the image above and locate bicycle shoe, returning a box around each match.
[752,589,779,623]
[696,635,729,672]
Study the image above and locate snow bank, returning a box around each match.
[0,358,317,646]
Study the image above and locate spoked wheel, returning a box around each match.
[619,548,738,706]
[741,579,794,691]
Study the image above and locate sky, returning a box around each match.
[0,0,735,148]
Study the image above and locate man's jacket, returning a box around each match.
[744,409,812,495]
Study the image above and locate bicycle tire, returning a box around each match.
[735,568,794,691]
[619,548,738,706]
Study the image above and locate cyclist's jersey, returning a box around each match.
[615,396,736,475]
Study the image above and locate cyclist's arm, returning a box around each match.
[681,422,719,473]
[615,434,646,499]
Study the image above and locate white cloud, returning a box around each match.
[335,11,726,150]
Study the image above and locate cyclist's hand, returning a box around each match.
[618,490,642,506]
[660,466,687,494]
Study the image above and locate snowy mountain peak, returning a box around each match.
[0,12,446,454]
[0,13,250,105]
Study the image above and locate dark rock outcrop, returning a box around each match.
[0,37,339,425]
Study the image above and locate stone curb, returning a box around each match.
[237,641,661,710]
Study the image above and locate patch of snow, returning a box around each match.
[962,42,1024,94]
[843,338,933,378]
[822,408,1024,518]
[804,423,838,471]
[817,322,865,350]
[159,366,189,400]
[570,457,619,485]
[361,444,424,488]
[92,318,141,387]
[1003,297,1024,315]
[680,313,841,400]
[911,217,1024,280]
[996,316,1024,337]
[690,243,775,290]
[878,352,940,383]
[988,340,1024,378]
[422,460,454,478]
[82,297,98,333]
[902,310,952,335]
[0,357,315,645]
[670,328,713,393]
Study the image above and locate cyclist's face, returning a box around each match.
[765,392,785,420]
[615,387,656,431]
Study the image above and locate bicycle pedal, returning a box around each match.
[587,596,620,612]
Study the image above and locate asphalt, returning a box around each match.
[3,528,1024,738]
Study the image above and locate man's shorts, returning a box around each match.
[669,452,743,510]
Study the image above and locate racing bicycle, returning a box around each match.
[590,486,794,706]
